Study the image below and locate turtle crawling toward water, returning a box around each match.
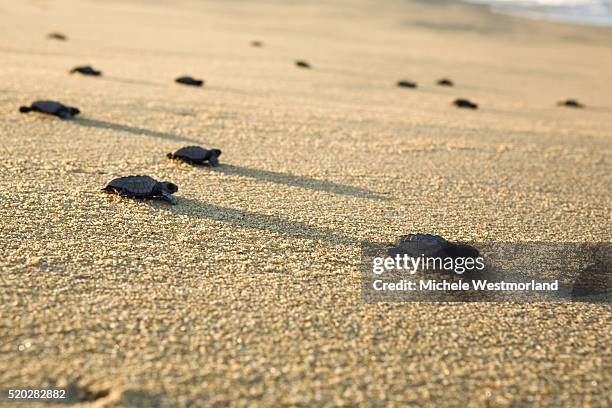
[388,233,480,264]
[103,175,178,205]
[70,65,102,76]
[47,32,67,41]
[453,98,478,109]
[295,60,311,69]
[167,146,222,166]
[558,99,584,108]
[175,76,204,87]
[19,100,80,119]
[437,78,454,86]
[397,80,417,88]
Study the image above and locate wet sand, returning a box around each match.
[0,0,610,406]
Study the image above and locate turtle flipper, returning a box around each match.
[162,191,177,205]
[56,110,70,119]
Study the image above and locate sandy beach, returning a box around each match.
[0,0,611,406]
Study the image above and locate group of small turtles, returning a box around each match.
[395,77,585,110]
[24,32,587,204]
[49,32,586,111]
[398,78,453,88]
[70,64,205,87]
[19,99,220,205]
[103,146,221,204]
[396,78,480,109]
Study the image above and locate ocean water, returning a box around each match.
[463,0,612,26]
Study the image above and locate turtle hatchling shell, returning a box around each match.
[33,101,70,114]
[295,60,311,69]
[397,80,417,88]
[390,234,450,258]
[71,66,102,76]
[437,78,454,86]
[173,146,209,163]
[559,99,584,108]
[389,233,480,260]
[454,99,478,109]
[20,100,81,119]
[104,175,159,197]
[176,76,204,86]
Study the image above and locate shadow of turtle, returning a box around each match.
[119,389,166,407]
[151,197,360,246]
[73,117,202,144]
[99,75,163,87]
[208,164,386,200]
[205,85,261,96]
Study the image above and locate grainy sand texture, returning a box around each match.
[0,0,611,406]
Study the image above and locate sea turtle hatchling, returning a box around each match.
[167,146,222,166]
[453,98,478,109]
[295,60,311,69]
[19,100,80,119]
[437,78,454,86]
[389,233,480,259]
[70,65,102,76]
[175,76,204,86]
[558,99,584,108]
[47,32,67,41]
[103,175,179,205]
[397,80,417,88]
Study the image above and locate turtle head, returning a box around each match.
[162,182,178,194]
[19,106,32,113]
[208,148,222,158]
[207,149,222,166]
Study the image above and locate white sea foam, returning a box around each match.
[463,0,612,26]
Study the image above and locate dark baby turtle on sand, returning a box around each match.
[103,175,178,205]
[397,80,417,88]
[167,146,222,166]
[175,76,204,87]
[437,78,454,86]
[558,99,584,108]
[454,98,478,109]
[19,100,80,119]
[47,32,67,40]
[388,233,480,261]
[295,60,311,69]
[70,65,102,76]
